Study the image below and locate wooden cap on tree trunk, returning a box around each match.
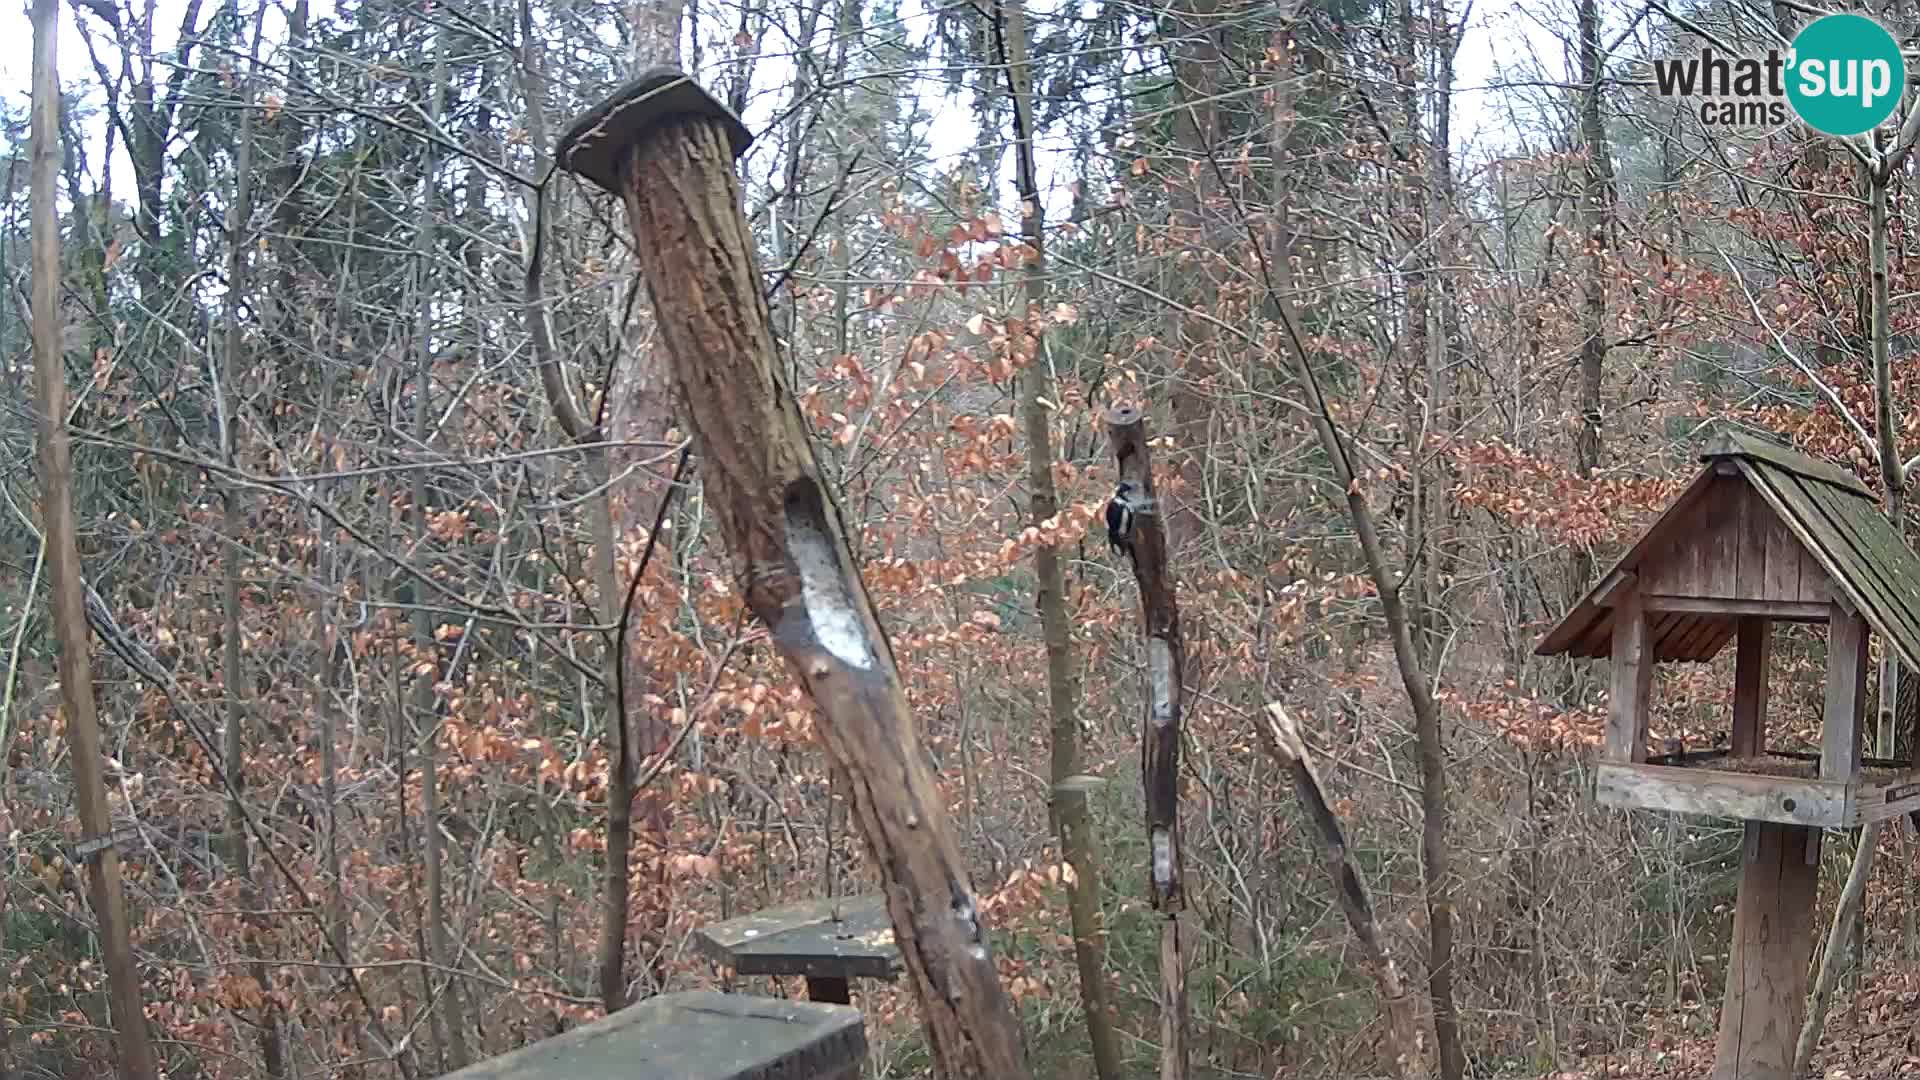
[556,68,752,194]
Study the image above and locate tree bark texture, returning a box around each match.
[605,110,1033,1079]
[1106,407,1189,1080]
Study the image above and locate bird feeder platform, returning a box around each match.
[1539,431,1920,826]
[437,991,865,1080]
[694,894,901,1005]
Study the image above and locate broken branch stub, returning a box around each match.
[1260,704,1429,1078]
[557,71,1033,1080]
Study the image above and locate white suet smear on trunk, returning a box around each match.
[1148,638,1175,728]
[785,491,876,670]
[1151,828,1173,890]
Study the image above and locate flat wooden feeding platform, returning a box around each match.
[438,991,865,1080]
[694,895,900,1003]
[1596,750,1920,828]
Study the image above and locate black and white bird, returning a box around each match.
[1105,481,1136,556]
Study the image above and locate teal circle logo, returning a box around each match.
[1787,14,1905,136]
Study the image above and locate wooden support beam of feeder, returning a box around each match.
[1824,603,1869,782]
[555,69,1032,1080]
[1711,822,1819,1080]
[440,991,865,1080]
[1606,591,1653,763]
[1732,617,1769,758]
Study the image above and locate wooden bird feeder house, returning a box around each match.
[1538,430,1920,1080]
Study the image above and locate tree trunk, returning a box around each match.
[28,2,158,1073]
[1258,197,1462,1080]
[997,1,1121,1075]
[410,23,472,1069]
[1795,823,1875,1075]
[1570,0,1614,605]
[1161,0,1219,554]
[1392,0,1435,665]
[1797,150,1913,1071]
[1105,408,1189,1080]
[561,83,1035,1078]
[1262,31,1461,1080]
[216,13,285,1071]
[607,0,687,1001]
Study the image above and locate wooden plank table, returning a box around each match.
[438,991,865,1079]
[694,895,901,1004]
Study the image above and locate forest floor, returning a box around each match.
[1554,963,1920,1078]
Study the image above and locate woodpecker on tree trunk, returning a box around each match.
[1105,481,1136,556]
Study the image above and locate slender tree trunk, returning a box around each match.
[1871,154,1903,760]
[1262,30,1462,1079]
[1162,0,1219,554]
[1423,0,1462,675]
[1258,198,1463,1080]
[516,2,643,1010]
[1391,0,1436,665]
[410,22,472,1069]
[1570,0,1613,605]
[28,1,158,1073]
[217,13,286,1071]
[607,0,687,1001]
[996,1,1121,1074]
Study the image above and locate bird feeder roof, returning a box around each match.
[1537,430,1920,672]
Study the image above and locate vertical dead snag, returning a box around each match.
[555,70,1033,1079]
[1261,704,1429,1078]
[1106,406,1189,1080]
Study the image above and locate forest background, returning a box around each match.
[5,0,1919,1076]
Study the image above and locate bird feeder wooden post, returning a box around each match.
[1539,431,1920,1080]
[1106,405,1190,1080]
[554,70,1033,1080]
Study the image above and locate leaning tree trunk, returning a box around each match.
[29,1,159,1074]
[1262,704,1429,1078]
[556,72,1034,1079]
[1257,141,1459,1080]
